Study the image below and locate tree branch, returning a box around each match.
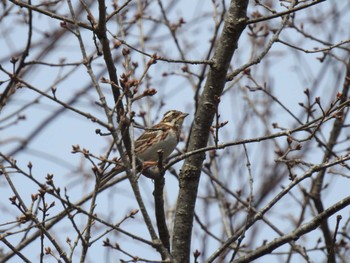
[232,195,350,263]
[309,53,350,263]
[171,1,249,262]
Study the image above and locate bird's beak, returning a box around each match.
[182,113,189,118]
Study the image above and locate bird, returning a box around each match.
[100,110,188,183]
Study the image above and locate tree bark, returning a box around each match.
[171,1,249,262]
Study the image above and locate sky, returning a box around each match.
[1,1,350,262]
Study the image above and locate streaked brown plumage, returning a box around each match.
[101,110,188,182]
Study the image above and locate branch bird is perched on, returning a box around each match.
[101,110,188,182]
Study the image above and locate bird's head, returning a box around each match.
[161,110,188,129]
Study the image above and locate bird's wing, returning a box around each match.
[134,124,169,152]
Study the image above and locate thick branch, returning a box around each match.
[171,1,249,262]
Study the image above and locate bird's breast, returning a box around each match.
[138,128,178,162]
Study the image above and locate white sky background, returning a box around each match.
[1,0,350,262]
